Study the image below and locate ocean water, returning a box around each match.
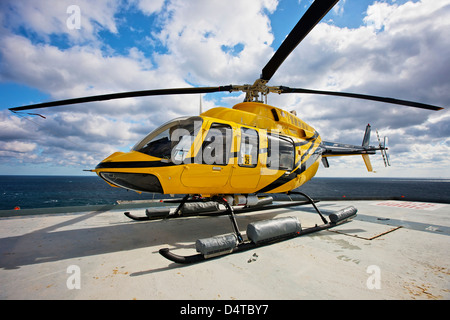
[0,175,449,211]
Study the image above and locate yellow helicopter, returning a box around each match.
[9,0,444,263]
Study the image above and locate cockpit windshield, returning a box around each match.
[133,117,203,163]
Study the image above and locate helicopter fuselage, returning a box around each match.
[94,102,323,196]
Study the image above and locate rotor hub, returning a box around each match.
[232,79,282,103]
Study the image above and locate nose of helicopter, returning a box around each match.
[98,172,163,193]
[94,151,164,193]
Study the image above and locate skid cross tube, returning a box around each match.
[213,196,244,243]
[173,194,190,216]
[287,191,328,224]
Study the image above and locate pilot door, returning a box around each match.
[181,122,233,188]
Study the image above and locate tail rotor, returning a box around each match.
[377,130,391,167]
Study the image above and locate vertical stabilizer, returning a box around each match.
[362,124,371,147]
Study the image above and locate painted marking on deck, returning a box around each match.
[372,201,447,211]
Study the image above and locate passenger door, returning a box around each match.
[230,127,261,189]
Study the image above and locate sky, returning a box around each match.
[0,0,449,178]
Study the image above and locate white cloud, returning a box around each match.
[0,141,36,153]
[0,0,122,44]
[134,0,165,15]
[332,0,346,16]
[154,0,277,84]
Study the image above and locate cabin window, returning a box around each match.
[267,134,295,171]
[199,123,233,165]
[239,127,259,167]
[133,117,202,163]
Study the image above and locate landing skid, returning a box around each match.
[141,192,358,264]
[159,219,350,264]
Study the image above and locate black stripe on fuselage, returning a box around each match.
[95,161,174,169]
[255,155,321,193]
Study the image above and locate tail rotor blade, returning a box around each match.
[376,129,391,167]
[383,136,391,166]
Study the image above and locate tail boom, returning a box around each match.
[320,124,389,172]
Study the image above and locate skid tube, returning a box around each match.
[159,193,358,264]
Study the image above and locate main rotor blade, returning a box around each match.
[260,0,339,82]
[279,86,444,111]
[9,86,233,112]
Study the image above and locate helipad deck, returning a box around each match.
[0,200,448,300]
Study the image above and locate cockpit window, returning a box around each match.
[133,117,202,163]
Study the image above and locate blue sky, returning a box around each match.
[0,0,449,178]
